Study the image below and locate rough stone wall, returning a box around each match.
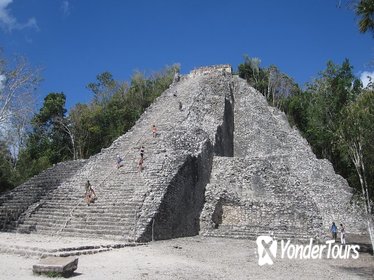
[234,77,366,233]
[200,76,366,239]
[214,94,234,157]
[189,64,232,77]
[140,135,213,241]
[200,157,322,238]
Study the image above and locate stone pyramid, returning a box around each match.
[0,65,366,241]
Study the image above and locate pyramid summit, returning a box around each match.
[0,65,367,241]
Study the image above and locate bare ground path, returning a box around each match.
[0,233,373,280]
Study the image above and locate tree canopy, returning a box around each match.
[356,0,374,36]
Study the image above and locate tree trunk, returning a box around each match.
[349,140,374,251]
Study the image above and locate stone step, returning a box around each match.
[37,201,140,209]
[42,198,141,205]
[1,204,41,211]
[35,201,142,210]
[203,226,312,241]
[53,182,142,189]
[47,247,113,257]
[25,208,140,220]
[20,218,133,228]
[68,218,135,226]
[49,190,139,197]
[60,223,128,232]
[17,222,129,233]
[29,225,128,236]
[203,230,311,241]
[22,212,137,224]
[55,231,131,241]
[0,241,138,257]
[26,211,137,220]
[1,199,40,205]
[0,206,28,211]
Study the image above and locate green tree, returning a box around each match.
[0,141,14,192]
[0,53,40,167]
[33,92,66,125]
[356,0,374,35]
[69,103,91,159]
[87,71,120,104]
[33,93,71,162]
[304,59,360,160]
[238,56,299,109]
[16,93,71,181]
[238,55,268,94]
[283,89,311,132]
[238,55,261,85]
[339,88,374,249]
[267,65,299,108]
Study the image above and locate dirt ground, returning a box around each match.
[0,235,373,280]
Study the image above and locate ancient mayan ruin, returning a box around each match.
[0,65,368,242]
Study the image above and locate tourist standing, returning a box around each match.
[331,222,337,241]
[84,180,97,205]
[152,125,157,138]
[116,154,124,169]
[138,154,144,172]
[173,70,180,83]
[340,224,346,244]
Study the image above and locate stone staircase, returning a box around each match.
[15,126,167,239]
[1,66,234,242]
[0,160,86,231]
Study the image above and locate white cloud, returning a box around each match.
[360,71,374,88]
[61,1,70,17]
[0,0,38,32]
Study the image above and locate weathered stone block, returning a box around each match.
[33,256,78,277]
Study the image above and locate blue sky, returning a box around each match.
[0,0,373,109]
